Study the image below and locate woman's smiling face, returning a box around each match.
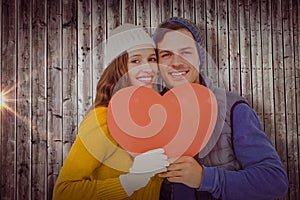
[127,44,158,88]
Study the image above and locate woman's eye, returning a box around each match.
[130,59,140,64]
[148,57,157,62]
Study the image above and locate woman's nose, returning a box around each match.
[140,61,153,72]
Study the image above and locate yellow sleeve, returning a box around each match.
[52,136,128,200]
[53,107,164,200]
[77,107,130,172]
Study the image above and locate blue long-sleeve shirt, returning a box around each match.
[198,103,289,199]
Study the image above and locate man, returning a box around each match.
[154,17,288,200]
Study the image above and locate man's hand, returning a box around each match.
[158,156,203,188]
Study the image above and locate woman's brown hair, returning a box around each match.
[94,52,130,107]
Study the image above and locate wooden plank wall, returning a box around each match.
[0,0,299,199]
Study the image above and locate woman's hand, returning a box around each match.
[158,156,203,188]
[120,148,169,196]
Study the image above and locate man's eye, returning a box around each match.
[182,51,192,55]
[160,53,171,58]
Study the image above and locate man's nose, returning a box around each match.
[171,54,184,68]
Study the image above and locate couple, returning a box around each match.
[53,18,288,200]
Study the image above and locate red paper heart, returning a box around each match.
[107,83,217,158]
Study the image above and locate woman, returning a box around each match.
[53,24,169,200]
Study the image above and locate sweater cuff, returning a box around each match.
[198,166,216,192]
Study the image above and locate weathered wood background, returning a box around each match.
[0,0,299,199]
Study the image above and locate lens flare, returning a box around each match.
[0,92,6,108]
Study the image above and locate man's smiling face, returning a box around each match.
[157,28,200,88]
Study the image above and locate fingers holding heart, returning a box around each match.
[159,156,203,188]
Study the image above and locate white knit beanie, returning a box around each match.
[104,24,155,68]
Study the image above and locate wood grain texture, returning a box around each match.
[150,0,161,34]
[1,0,17,199]
[205,0,218,87]
[161,0,172,21]
[183,0,194,21]
[16,0,32,199]
[250,0,264,125]
[272,1,288,186]
[92,0,106,100]
[261,0,275,142]
[122,0,135,24]
[107,0,122,34]
[62,0,78,161]
[217,0,229,90]
[77,0,92,124]
[195,0,207,76]
[47,0,62,198]
[228,0,241,94]
[0,0,298,199]
[31,0,47,198]
[282,0,299,199]
[136,0,150,29]
[0,0,2,195]
[293,0,300,197]
[239,0,252,105]
[173,0,183,17]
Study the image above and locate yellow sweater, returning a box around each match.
[53,107,163,200]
